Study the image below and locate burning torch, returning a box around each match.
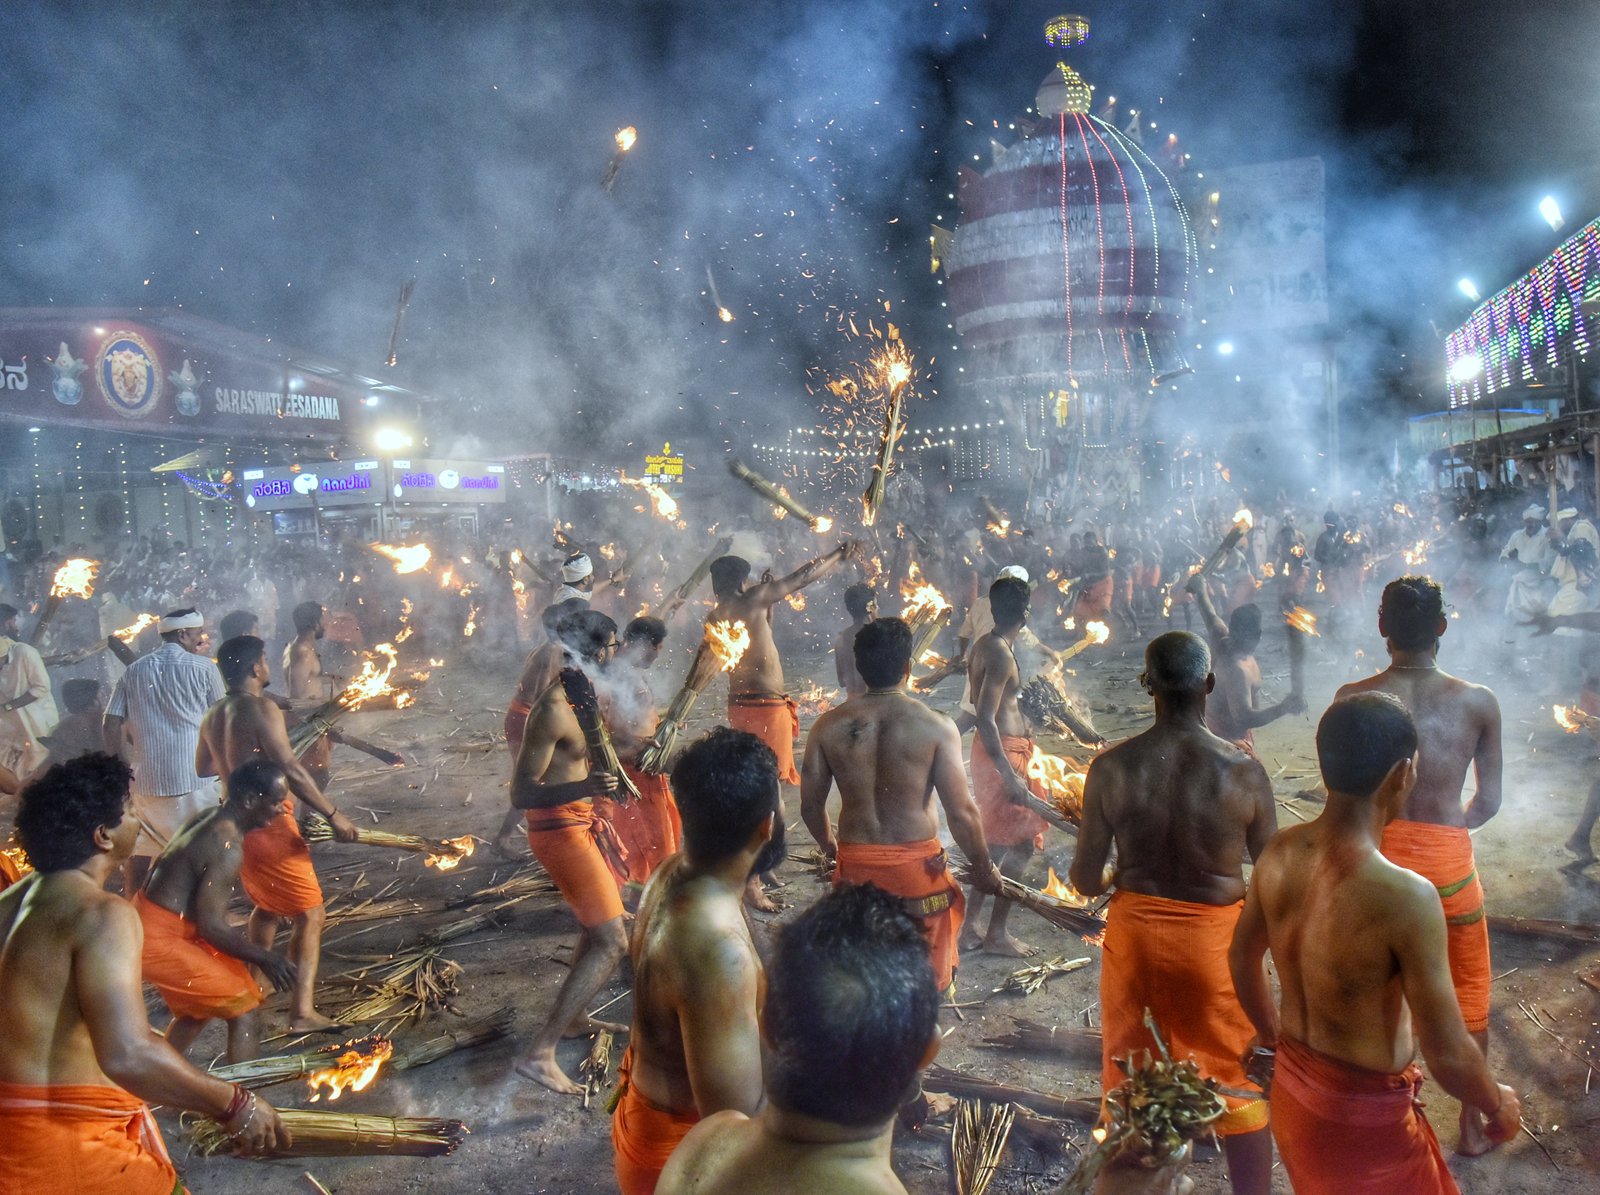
[1196,510,1254,579]
[29,558,99,646]
[860,344,914,528]
[659,536,734,622]
[600,125,637,192]
[727,460,833,532]
[638,620,750,774]
[1284,606,1319,699]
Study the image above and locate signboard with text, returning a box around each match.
[238,460,384,512]
[644,442,685,484]
[388,458,507,504]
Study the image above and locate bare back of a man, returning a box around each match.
[807,691,952,844]
[198,691,280,775]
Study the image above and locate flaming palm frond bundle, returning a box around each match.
[1018,675,1104,747]
[391,1007,515,1072]
[982,1020,1103,1061]
[997,955,1091,996]
[209,1035,392,1090]
[189,1111,467,1157]
[954,862,1106,941]
[304,820,432,854]
[638,646,710,774]
[952,1099,1014,1195]
[1057,1010,1226,1195]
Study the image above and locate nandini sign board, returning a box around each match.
[388,459,507,504]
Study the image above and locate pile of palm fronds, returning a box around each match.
[447,869,553,908]
[189,1110,467,1157]
[997,955,1091,996]
[391,1007,515,1072]
[326,893,432,927]
[579,1029,615,1109]
[1057,1011,1226,1195]
[210,1035,391,1090]
[787,846,835,880]
[952,1099,1014,1195]
[982,1020,1103,1062]
[334,949,462,1025]
[954,862,1106,941]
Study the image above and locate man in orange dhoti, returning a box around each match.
[1231,694,1520,1193]
[495,599,585,855]
[802,618,1001,996]
[1071,631,1277,1194]
[1337,576,1503,1153]
[963,577,1050,958]
[137,764,297,1063]
[0,754,286,1192]
[599,617,682,888]
[613,728,781,1193]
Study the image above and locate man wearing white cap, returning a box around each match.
[555,552,597,606]
[103,608,223,892]
[1499,505,1551,622]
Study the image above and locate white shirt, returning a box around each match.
[106,641,223,796]
[0,639,59,749]
[1500,527,1550,573]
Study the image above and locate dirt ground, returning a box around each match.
[164,608,1600,1194]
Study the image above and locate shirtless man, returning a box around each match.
[1230,694,1520,1193]
[0,753,285,1190]
[802,617,1001,996]
[510,609,628,1093]
[613,727,781,1193]
[656,884,940,1195]
[195,635,358,1033]
[833,583,876,699]
[962,576,1050,957]
[137,757,297,1063]
[1336,575,1503,1154]
[1069,631,1276,1195]
[284,601,331,789]
[600,616,681,888]
[1186,573,1305,749]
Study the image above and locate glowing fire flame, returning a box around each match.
[426,835,477,871]
[1402,540,1429,567]
[306,1037,393,1102]
[1285,607,1320,637]
[1083,620,1110,646]
[870,340,914,395]
[463,604,480,638]
[1039,864,1090,908]
[706,620,750,671]
[717,307,734,323]
[338,643,402,710]
[50,558,99,600]
[786,592,807,611]
[370,543,432,575]
[899,564,952,621]
[621,476,683,525]
[1026,750,1086,819]
[1261,562,1277,579]
[812,516,833,533]
[1232,509,1254,531]
[795,681,837,718]
[111,613,157,642]
[1554,705,1590,734]
[615,126,637,152]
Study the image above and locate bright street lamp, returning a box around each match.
[1457,278,1480,302]
[1539,195,1564,231]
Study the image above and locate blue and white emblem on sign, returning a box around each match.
[95,332,161,419]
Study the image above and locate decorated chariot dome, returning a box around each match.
[942,22,1197,482]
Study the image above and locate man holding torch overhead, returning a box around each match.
[195,636,358,1035]
[1185,574,1305,752]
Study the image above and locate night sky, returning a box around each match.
[2,0,1594,460]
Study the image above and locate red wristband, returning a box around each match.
[222,1084,249,1122]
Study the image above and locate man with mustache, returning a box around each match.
[612,727,784,1194]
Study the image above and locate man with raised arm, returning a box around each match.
[1185,573,1305,750]
[833,582,876,699]
[961,576,1050,958]
[612,728,781,1194]
[802,617,1002,997]
[1069,630,1277,1195]
[600,615,681,889]
[282,600,331,789]
[510,609,628,1094]
[137,757,297,1064]
[0,753,287,1190]
[1230,694,1521,1192]
[656,884,942,1195]
[1336,575,1503,1154]
[195,635,358,1034]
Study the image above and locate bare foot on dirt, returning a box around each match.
[983,932,1038,958]
[744,877,780,912]
[959,929,985,953]
[513,1052,583,1094]
[563,1016,628,1038]
[1455,1107,1500,1157]
[493,834,528,860]
[1563,834,1596,863]
[288,1012,350,1035]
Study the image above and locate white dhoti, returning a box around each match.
[130,776,223,857]
[1505,569,1550,621]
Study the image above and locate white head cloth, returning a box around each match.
[1558,507,1580,521]
[158,611,204,633]
[1523,504,1546,520]
[997,565,1030,583]
[561,554,594,583]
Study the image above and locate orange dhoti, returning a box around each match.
[727,694,801,785]
[1100,890,1268,1136]
[834,838,965,993]
[1270,1037,1457,1195]
[0,850,23,892]
[134,892,262,1021]
[1074,576,1114,621]
[0,1080,181,1195]
[504,697,533,758]
[1380,819,1490,1033]
[611,1046,699,1195]
[598,766,682,886]
[526,801,627,927]
[971,734,1048,850]
[240,799,324,918]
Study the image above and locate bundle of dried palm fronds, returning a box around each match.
[997,955,1091,996]
[1021,792,1079,835]
[335,949,462,1025]
[954,862,1106,941]
[922,1065,1100,1123]
[1019,674,1104,747]
[787,846,835,880]
[579,1028,615,1108]
[447,868,554,908]
[952,1099,1014,1195]
[982,1019,1103,1061]
[1057,1010,1226,1195]
[189,1110,467,1157]
[391,1007,515,1072]
[210,1035,392,1090]
[559,667,640,802]
[303,819,474,868]
[419,908,509,946]
[325,894,432,927]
